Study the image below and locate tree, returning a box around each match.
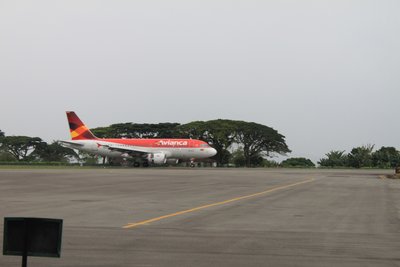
[231,149,246,167]
[230,148,264,167]
[0,151,16,162]
[179,120,237,166]
[235,121,290,167]
[281,157,315,168]
[0,130,4,137]
[372,147,400,168]
[318,150,348,167]
[0,136,43,161]
[262,159,280,168]
[31,141,79,162]
[92,123,181,138]
[78,151,101,165]
[347,145,374,168]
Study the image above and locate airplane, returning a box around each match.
[60,111,217,167]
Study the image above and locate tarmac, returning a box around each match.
[0,168,399,267]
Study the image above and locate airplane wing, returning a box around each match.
[102,144,151,155]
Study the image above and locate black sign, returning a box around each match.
[3,217,63,258]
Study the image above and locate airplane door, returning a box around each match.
[186,140,196,158]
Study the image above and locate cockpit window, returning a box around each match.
[200,144,210,147]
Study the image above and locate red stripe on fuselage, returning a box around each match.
[100,139,206,148]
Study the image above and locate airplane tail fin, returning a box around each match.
[66,111,97,140]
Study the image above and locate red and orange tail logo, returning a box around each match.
[66,111,97,140]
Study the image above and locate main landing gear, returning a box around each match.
[133,161,149,167]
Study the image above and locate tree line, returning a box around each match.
[0,120,291,167]
[0,135,79,163]
[1,124,399,168]
[319,145,400,168]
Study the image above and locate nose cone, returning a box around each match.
[209,148,217,157]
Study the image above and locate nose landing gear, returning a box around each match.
[190,159,196,168]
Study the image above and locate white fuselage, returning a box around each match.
[62,139,217,160]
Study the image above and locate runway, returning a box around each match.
[0,168,399,266]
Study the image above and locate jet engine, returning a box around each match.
[147,152,167,165]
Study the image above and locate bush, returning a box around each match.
[281,157,315,168]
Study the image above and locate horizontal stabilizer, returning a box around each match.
[59,140,84,147]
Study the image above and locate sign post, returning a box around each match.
[3,217,63,267]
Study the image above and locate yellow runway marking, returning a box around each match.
[123,178,314,229]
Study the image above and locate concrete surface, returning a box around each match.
[0,168,399,266]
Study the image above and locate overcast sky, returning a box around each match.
[1,0,399,163]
